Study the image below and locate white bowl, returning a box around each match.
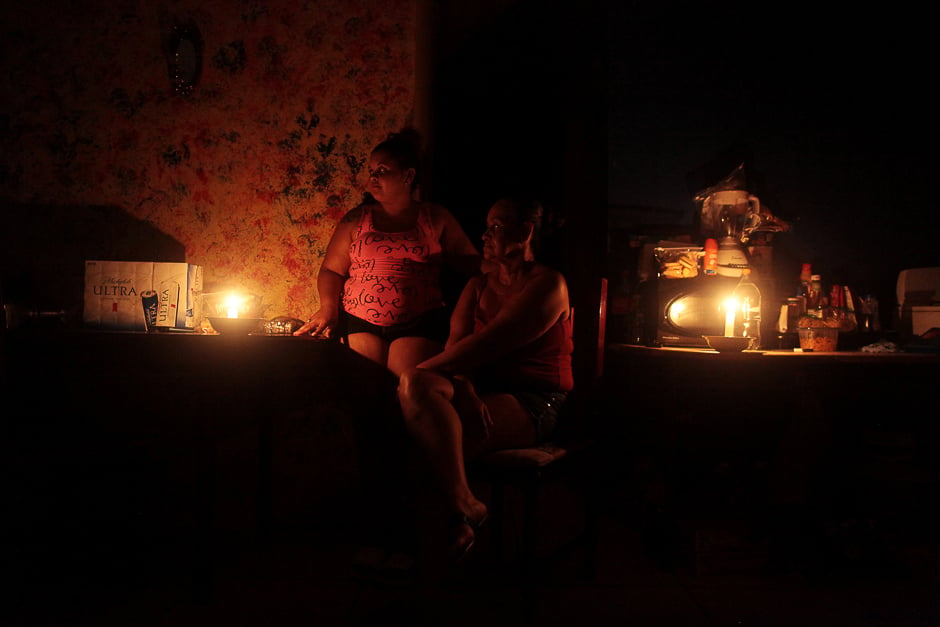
[703,335,751,352]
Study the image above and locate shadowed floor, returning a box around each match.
[7,493,939,627]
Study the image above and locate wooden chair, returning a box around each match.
[468,278,608,587]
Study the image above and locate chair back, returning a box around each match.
[595,277,608,380]
[555,277,608,443]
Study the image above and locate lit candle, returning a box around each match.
[224,294,242,319]
[724,298,737,336]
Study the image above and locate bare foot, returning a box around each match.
[449,503,488,562]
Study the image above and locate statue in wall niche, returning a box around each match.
[161,15,203,97]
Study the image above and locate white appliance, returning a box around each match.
[897,267,940,336]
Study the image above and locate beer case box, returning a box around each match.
[83,261,203,331]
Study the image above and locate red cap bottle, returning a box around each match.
[703,239,719,276]
[800,263,812,283]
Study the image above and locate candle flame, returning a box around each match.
[224,293,244,318]
[723,297,739,337]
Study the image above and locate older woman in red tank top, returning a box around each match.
[398,196,573,563]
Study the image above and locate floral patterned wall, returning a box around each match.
[1,0,417,321]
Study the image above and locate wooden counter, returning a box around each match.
[598,343,940,569]
[2,329,399,594]
[605,343,940,419]
[603,342,940,464]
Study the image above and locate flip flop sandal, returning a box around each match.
[450,513,488,563]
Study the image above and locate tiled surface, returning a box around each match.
[9,504,939,627]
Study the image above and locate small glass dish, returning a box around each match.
[263,316,305,335]
[797,327,839,352]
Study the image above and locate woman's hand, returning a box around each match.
[451,375,493,442]
[293,308,336,337]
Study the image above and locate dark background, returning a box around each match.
[432,1,605,266]
[607,3,939,314]
[431,2,938,325]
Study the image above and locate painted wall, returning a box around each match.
[1,0,417,322]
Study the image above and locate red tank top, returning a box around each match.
[342,204,444,326]
[472,299,574,393]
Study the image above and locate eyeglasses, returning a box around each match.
[483,223,506,236]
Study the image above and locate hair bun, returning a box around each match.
[391,127,422,151]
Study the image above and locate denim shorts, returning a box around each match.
[512,391,568,442]
[342,308,450,344]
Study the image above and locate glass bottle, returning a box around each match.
[861,294,881,332]
[805,274,823,317]
[731,267,762,349]
[828,283,843,327]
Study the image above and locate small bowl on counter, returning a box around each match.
[797,326,839,352]
[207,316,264,335]
[703,335,752,353]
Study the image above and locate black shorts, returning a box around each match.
[512,391,568,443]
[342,307,450,344]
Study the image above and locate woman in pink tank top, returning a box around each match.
[294,129,481,376]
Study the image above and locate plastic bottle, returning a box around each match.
[800,263,813,284]
[703,238,719,276]
[731,267,762,350]
[842,286,858,331]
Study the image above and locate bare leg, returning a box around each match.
[387,336,443,377]
[465,392,537,457]
[397,368,487,526]
[346,332,389,367]
[345,331,411,551]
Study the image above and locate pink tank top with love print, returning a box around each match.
[342,204,444,326]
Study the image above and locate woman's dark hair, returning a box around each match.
[499,195,565,256]
[373,127,422,190]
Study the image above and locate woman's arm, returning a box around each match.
[293,208,358,336]
[445,274,485,347]
[419,268,569,374]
